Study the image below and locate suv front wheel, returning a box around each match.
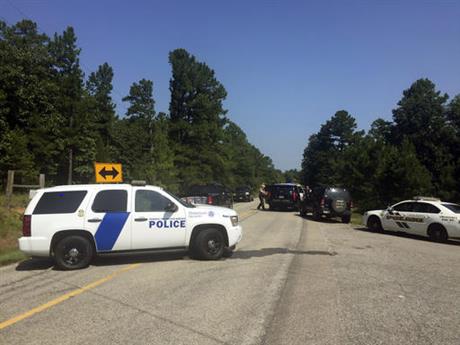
[193,228,225,260]
[54,235,94,270]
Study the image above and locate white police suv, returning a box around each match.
[363,197,460,242]
[19,183,242,270]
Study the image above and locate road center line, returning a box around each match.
[0,263,140,330]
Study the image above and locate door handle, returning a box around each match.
[134,217,148,222]
[88,218,102,223]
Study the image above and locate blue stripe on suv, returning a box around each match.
[94,212,130,251]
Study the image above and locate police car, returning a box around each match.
[19,182,242,270]
[363,197,460,242]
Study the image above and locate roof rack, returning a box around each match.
[131,180,146,186]
[413,196,441,202]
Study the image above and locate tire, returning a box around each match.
[300,207,307,217]
[367,216,382,232]
[313,209,321,221]
[193,228,225,260]
[341,215,351,224]
[428,224,448,242]
[54,235,94,270]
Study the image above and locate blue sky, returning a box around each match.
[1,0,459,171]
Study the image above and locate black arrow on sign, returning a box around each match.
[99,166,119,179]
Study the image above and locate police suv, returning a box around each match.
[363,197,460,242]
[19,182,242,270]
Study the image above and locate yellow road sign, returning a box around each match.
[94,162,123,183]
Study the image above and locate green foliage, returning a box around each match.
[392,78,454,195]
[301,79,459,211]
[87,62,117,161]
[302,110,362,187]
[0,194,28,266]
[0,20,280,196]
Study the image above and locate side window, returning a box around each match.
[33,191,87,214]
[92,190,127,213]
[135,190,172,212]
[393,202,415,212]
[413,202,440,214]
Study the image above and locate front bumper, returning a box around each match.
[18,237,50,257]
[228,225,243,247]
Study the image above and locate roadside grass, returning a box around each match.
[351,211,363,226]
[0,194,29,266]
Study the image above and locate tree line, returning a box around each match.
[301,79,460,211]
[0,20,283,193]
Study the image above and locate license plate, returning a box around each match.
[278,195,285,199]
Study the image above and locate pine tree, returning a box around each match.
[168,48,228,189]
[86,63,117,161]
[392,79,453,196]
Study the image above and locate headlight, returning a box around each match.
[230,215,238,226]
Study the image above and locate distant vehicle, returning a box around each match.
[300,186,352,223]
[265,183,304,211]
[19,182,242,270]
[234,186,253,202]
[182,183,234,209]
[363,196,460,242]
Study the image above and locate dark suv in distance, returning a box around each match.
[300,186,352,223]
[181,183,234,209]
[234,186,253,202]
[266,183,304,211]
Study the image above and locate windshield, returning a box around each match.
[165,190,196,208]
[442,203,460,214]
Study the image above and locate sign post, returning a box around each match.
[94,163,123,183]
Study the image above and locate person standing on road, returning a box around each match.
[257,183,268,210]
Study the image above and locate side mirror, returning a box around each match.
[165,202,178,213]
[387,206,393,214]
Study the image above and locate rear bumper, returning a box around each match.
[321,208,351,217]
[228,225,242,247]
[269,200,298,208]
[18,237,50,257]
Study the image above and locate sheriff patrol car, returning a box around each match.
[19,183,242,270]
[363,197,460,242]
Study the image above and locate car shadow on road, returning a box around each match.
[230,247,337,259]
[354,227,460,246]
[256,208,296,213]
[14,251,188,271]
[16,258,54,271]
[92,251,187,266]
[296,214,344,224]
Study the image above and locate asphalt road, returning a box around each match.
[1,201,459,345]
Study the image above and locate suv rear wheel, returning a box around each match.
[54,235,94,270]
[193,228,225,260]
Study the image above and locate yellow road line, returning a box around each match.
[0,263,140,330]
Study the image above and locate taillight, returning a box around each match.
[207,195,213,204]
[22,215,31,237]
[348,200,353,209]
[320,198,325,207]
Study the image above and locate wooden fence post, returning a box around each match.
[6,170,14,196]
[6,170,14,208]
[39,174,45,188]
